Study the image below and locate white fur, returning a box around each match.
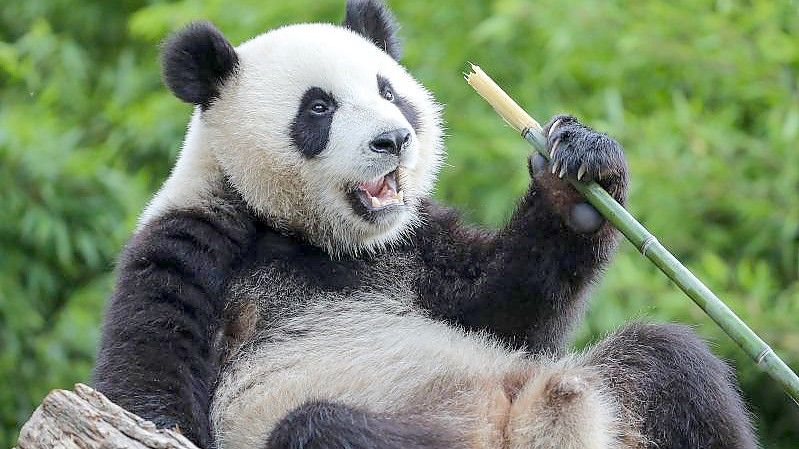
[141,23,443,256]
[211,294,528,449]
[210,291,637,449]
[506,358,624,449]
[138,113,221,224]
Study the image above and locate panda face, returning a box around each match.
[159,18,443,256]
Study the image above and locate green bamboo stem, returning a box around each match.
[522,127,799,406]
[465,64,799,405]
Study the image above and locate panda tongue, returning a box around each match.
[362,176,386,197]
[359,172,403,208]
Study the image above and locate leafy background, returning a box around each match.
[1,0,798,446]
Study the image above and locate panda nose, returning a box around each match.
[369,129,411,156]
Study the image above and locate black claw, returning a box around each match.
[544,114,579,137]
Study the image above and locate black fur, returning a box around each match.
[248,223,363,291]
[528,153,606,233]
[544,114,627,190]
[290,87,339,158]
[264,401,458,449]
[377,74,421,131]
[92,183,257,448]
[414,115,628,353]
[587,323,757,448]
[161,21,239,109]
[342,0,402,60]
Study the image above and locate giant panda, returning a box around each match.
[92,1,757,448]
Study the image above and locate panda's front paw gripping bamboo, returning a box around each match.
[464,63,799,406]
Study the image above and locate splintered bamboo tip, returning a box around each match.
[464,63,543,134]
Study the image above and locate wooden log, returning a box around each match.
[16,383,199,449]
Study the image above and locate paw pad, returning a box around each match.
[568,203,604,234]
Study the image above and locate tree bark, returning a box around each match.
[16,383,199,449]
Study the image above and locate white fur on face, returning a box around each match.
[141,23,443,255]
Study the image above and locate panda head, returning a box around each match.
[157,0,443,256]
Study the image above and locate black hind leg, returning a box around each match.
[586,322,757,449]
[264,401,457,449]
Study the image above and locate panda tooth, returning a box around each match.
[371,196,381,208]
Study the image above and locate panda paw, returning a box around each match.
[540,114,627,187]
[527,115,628,234]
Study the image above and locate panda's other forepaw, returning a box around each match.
[542,114,627,188]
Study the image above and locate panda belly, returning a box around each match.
[210,294,531,449]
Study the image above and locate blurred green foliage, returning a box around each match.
[1,0,797,446]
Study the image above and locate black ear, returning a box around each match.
[342,0,402,61]
[161,21,239,109]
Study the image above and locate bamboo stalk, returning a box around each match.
[465,63,799,406]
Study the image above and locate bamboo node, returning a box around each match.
[756,346,774,366]
[638,235,659,257]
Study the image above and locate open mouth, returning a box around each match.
[353,169,405,212]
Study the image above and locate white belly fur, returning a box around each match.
[210,295,623,449]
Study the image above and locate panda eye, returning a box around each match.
[310,101,329,115]
[382,89,395,102]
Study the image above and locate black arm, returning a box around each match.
[414,115,628,354]
[92,192,256,448]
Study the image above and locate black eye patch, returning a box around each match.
[290,87,338,158]
[377,75,420,132]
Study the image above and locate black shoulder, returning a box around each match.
[93,195,257,447]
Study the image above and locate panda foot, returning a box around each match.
[506,365,618,449]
